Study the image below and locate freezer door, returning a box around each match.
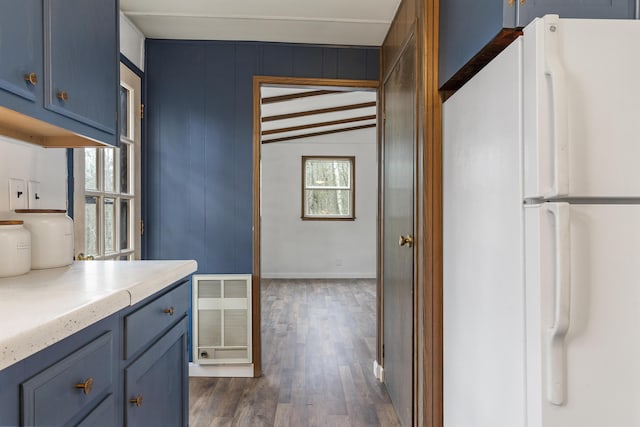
[443,38,526,427]
[523,16,640,199]
[525,203,640,427]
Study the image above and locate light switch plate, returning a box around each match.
[28,180,41,209]
[9,178,27,210]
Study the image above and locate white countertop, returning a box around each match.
[0,260,197,371]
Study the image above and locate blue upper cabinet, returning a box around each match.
[44,0,118,140]
[0,1,42,104]
[439,0,637,90]
[0,0,118,147]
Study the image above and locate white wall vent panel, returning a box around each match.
[192,274,252,365]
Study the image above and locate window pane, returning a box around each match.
[104,198,115,253]
[120,199,130,250]
[305,159,351,188]
[119,86,129,138]
[305,189,351,216]
[104,148,115,192]
[85,196,98,255]
[84,149,97,191]
[120,143,130,194]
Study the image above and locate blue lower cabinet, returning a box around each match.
[0,278,191,427]
[77,394,117,427]
[21,332,114,427]
[125,317,189,427]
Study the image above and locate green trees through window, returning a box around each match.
[302,156,355,220]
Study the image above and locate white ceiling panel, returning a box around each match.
[120,0,401,45]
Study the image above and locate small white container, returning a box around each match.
[0,220,31,277]
[14,209,74,269]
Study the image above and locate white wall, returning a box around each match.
[261,128,377,279]
[120,12,145,71]
[0,136,67,216]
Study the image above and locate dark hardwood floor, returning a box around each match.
[189,278,401,426]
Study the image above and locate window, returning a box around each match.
[302,156,355,220]
[74,63,141,260]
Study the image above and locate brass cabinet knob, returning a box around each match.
[75,377,94,395]
[130,394,143,407]
[399,234,414,248]
[57,91,69,102]
[164,307,174,316]
[24,72,38,85]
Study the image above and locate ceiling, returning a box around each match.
[120,0,401,46]
[260,87,376,144]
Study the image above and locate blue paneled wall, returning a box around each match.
[145,41,379,273]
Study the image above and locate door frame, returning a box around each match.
[252,76,380,376]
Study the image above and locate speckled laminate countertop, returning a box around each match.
[0,259,197,371]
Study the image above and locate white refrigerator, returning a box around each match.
[443,15,640,427]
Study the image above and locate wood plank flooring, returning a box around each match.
[189,278,401,427]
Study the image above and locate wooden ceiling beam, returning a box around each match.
[261,114,376,136]
[261,101,376,122]
[262,123,376,144]
[261,89,343,104]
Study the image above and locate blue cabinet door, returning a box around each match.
[125,317,189,427]
[44,0,118,138]
[439,0,637,89]
[0,0,42,103]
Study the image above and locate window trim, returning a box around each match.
[301,155,356,221]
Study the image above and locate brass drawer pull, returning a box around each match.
[164,307,174,316]
[24,72,38,85]
[57,91,69,102]
[130,394,143,407]
[75,377,94,395]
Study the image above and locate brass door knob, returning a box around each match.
[75,377,94,395]
[130,394,143,407]
[399,234,414,248]
[24,72,38,85]
[164,307,174,316]
[57,91,69,102]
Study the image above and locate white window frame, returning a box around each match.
[73,62,142,260]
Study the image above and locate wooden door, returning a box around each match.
[382,34,416,427]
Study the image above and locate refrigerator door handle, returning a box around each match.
[543,15,569,198]
[545,202,571,405]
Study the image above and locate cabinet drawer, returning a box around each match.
[21,332,113,427]
[124,281,190,359]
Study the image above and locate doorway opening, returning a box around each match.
[252,76,381,378]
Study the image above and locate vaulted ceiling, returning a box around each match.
[260,87,377,143]
[119,0,401,46]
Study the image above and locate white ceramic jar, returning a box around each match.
[14,209,74,269]
[0,220,31,277]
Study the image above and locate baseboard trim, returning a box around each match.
[189,363,254,378]
[261,273,376,279]
[373,360,384,382]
